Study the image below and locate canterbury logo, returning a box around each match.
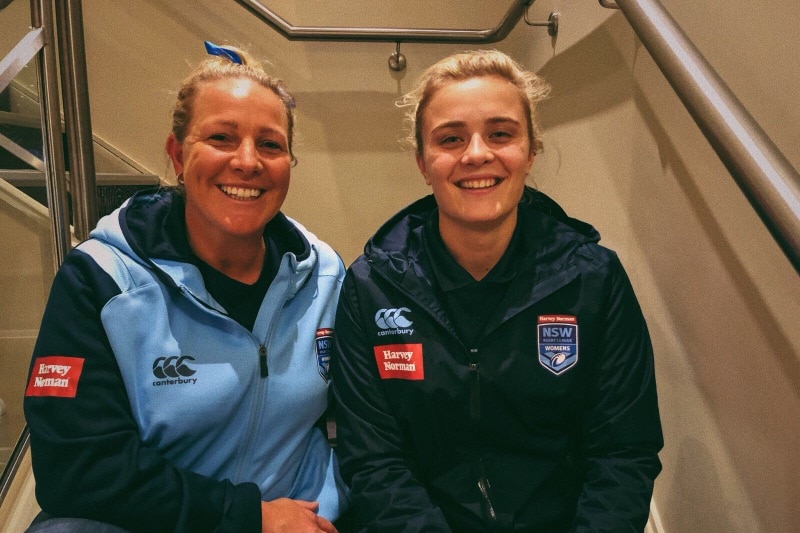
[375,308,413,329]
[152,356,197,379]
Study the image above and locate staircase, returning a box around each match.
[0,80,159,221]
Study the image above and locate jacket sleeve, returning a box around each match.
[331,266,452,532]
[571,254,663,533]
[23,250,261,533]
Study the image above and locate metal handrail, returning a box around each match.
[607,0,800,273]
[0,0,71,507]
[56,0,98,239]
[33,0,72,269]
[235,0,535,43]
[0,6,97,243]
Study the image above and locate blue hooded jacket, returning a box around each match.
[24,189,349,532]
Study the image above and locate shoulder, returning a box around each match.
[43,242,126,315]
[515,205,633,292]
[343,253,380,285]
[285,215,346,280]
[315,238,346,280]
[575,241,622,269]
[339,254,374,299]
[73,238,155,292]
[338,253,403,315]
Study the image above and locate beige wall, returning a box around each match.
[525,2,800,531]
[2,0,798,531]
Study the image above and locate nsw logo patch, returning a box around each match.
[537,315,578,375]
[373,343,424,380]
[25,356,85,398]
[316,328,333,382]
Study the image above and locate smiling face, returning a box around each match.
[416,75,534,236]
[166,77,291,246]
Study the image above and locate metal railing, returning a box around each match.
[603,0,800,273]
[0,0,82,507]
[237,0,540,43]
[0,1,96,248]
[55,0,98,238]
[235,0,559,70]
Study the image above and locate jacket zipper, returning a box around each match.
[371,264,501,523]
[478,463,498,522]
[259,344,268,377]
[469,349,498,524]
[468,360,480,424]
[258,290,290,379]
[236,291,290,478]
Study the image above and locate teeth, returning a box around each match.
[459,178,498,189]
[220,186,262,199]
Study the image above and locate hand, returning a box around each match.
[261,498,338,533]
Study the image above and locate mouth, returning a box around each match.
[219,185,264,200]
[456,177,501,190]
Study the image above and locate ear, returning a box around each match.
[166,134,184,176]
[526,150,535,174]
[416,151,432,186]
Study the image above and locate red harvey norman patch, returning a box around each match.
[25,356,85,398]
[373,344,424,380]
[538,314,577,324]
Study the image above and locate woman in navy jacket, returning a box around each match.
[332,50,663,533]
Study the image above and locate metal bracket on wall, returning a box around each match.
[524,10,559,37]
[388,42,407,72]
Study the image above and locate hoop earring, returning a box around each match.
[177,173,184,185]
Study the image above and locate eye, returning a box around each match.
[259,139,286,152]
[489,130,513,140]
[208,133,231,143]
[438,135,463,146]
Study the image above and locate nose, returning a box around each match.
[231,139,262,175]
[461,133,494,165]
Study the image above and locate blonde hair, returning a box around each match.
[398,49,550,155]
[170,45,297,164]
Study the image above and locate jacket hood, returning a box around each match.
[363,186,601,293]
[366,186,598,254]
[89,188,315,300]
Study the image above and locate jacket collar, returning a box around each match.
[89,188,314,306]
[365,186,599,292]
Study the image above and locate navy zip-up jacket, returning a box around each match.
[332,187,662,532]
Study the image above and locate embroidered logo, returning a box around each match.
[373,343,424,380]
[151,356,198,386]
[537,315,578,375]
[374,307,415,336]
[25,356,85,398]
[315,328,333,382]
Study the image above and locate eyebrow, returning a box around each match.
[204,120,286,137]
[213,120,239,129]
[430,116,522,133]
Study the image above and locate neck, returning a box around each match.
[187,228,266,284]
[438,211,517,281]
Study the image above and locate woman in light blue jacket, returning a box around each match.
[23,42,349,533]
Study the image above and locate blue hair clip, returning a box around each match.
[204,41,243,65]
